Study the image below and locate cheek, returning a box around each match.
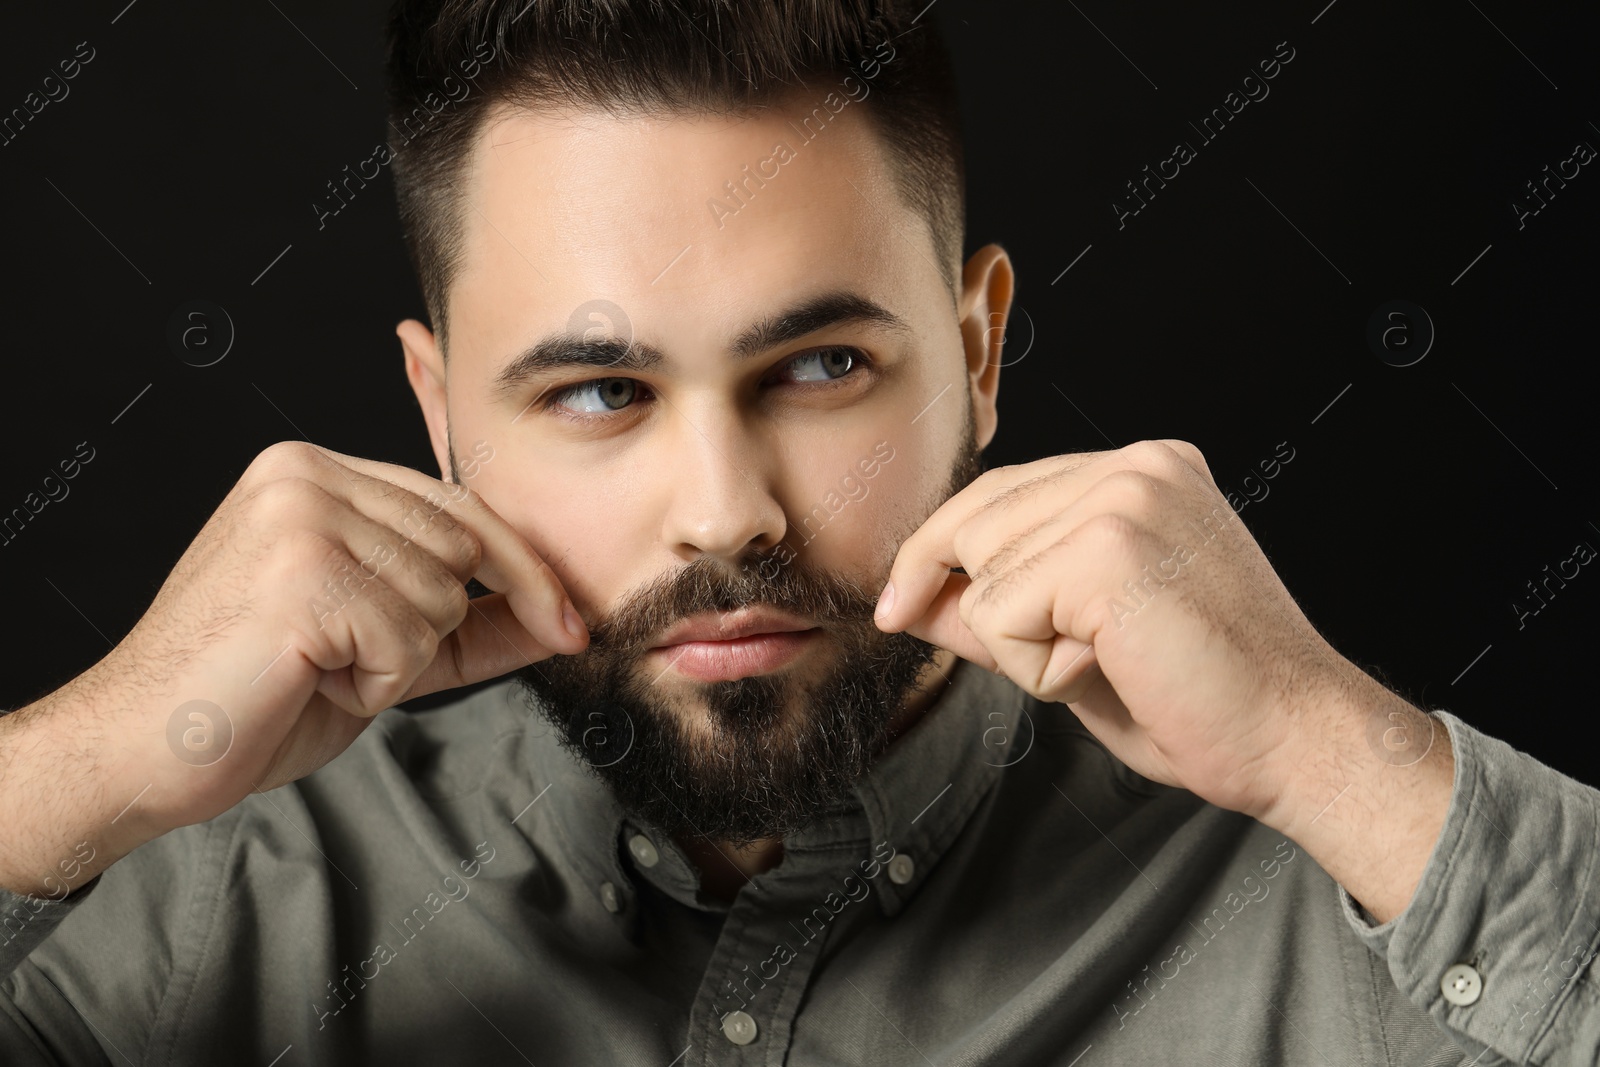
[786,433,929,576]
[470,459,649,615]
[864,450,937,544]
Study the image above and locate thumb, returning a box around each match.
[402,592,565,702]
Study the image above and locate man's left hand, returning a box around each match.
[874,440,1448,860]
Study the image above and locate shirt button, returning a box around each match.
[599,881,622,913]
[721,1010,758,1045]
[628,833,660,868]
[1441,963,1483,1006]
[887,853,915,885]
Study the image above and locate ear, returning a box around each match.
[956,244,1014,451]
[398,319,452,481]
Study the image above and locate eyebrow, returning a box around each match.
[489,290,912,400]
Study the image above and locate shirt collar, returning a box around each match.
[508,655,1032,920]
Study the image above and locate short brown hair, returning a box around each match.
[384,0,966,356]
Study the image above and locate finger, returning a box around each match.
[399,592,559,702]
[1056,653,1104,704]
[966,468,1170,596]
[295,481,472,641]
[302,445,587,654]
[956,447,1191,592]
[954,546,1099,702]
[271,445,484,589]
[874,476,1003,634]
[1047,643,1101,703]
[878,454,1110,633]
[302,570,443,716]
[895,573,1001,673]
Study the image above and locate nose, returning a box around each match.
[657,404,787,565]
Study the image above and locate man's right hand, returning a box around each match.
[0,441,586,899]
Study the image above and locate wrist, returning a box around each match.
[1256,671,1455,922]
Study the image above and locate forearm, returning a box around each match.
[0,674,165,899]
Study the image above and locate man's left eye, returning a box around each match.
[784,347,859,382]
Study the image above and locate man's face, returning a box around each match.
[403,92,1006,845]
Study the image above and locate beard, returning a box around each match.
[454,407,984,847]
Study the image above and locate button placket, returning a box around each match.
[683,837,874,1065]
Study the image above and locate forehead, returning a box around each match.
[446,96,940,367]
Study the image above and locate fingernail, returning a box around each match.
[561,599,587,641]
[874,581,895,620]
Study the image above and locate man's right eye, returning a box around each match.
[547,377,647,418]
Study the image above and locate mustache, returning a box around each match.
[581,549,885,659]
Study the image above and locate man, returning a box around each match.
[1,1,1595,1063]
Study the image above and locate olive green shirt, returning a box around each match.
[3,659,1597,1064]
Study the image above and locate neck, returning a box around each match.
[679,646,961,901]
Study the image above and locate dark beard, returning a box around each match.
[458,408,984,847]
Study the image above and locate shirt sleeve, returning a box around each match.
[1338,710,1600,1065]
[0,877,107,1066]
[0,877,102,980]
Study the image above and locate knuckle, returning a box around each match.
[1123,439,1185,475]
[428,568,472,632]
[406,613,440,670]
[275,526,348,575]
[444,522,483,576]
[1076,510,1142,555]
[392,495,439,542]
[977,537,1056,613]
[379,596,439,672]
[951,522,981,570]
[244,474,320,518]
[978,515,1056,581]
[406,516,481,580]
[395,490,471,550]
[1156,437,1201,463]
[429,482,482,522]
[239,477,352,545]
[1156,437,1211,480]
[1098,468,1164,514]
[957,576,983,624]
[247,440,321,480]
[443,583,472,632]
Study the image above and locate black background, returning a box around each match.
[2,1,1595,784]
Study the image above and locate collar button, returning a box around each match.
[627,833,660,868]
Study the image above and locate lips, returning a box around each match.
[646,608,822,682]
[650,607,816,648]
